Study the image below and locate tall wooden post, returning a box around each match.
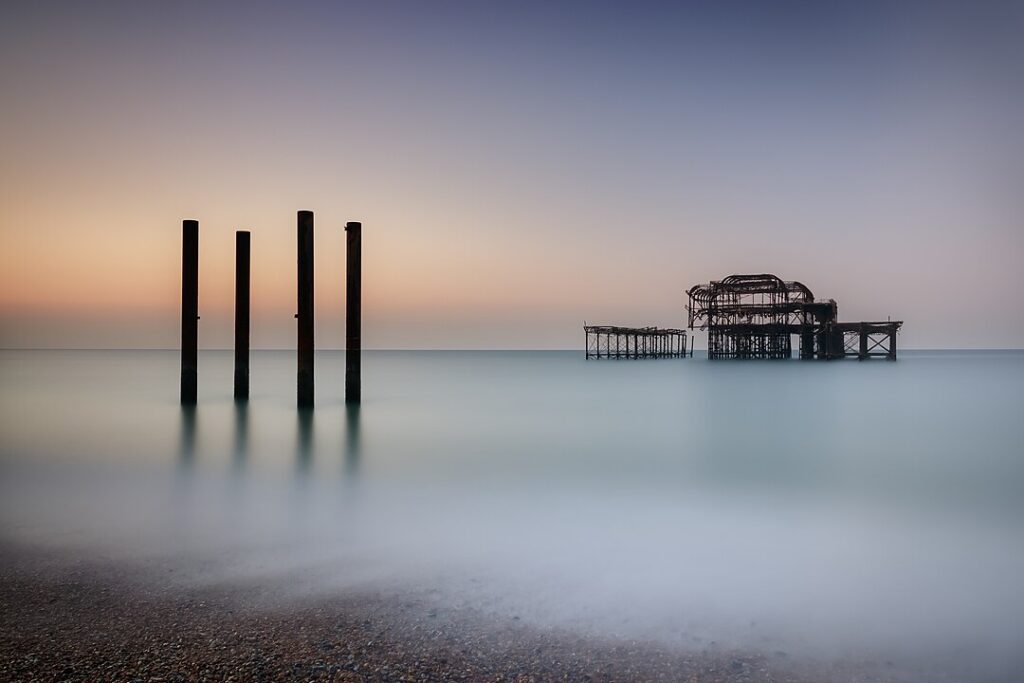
[345,221,362,404]
[234,231,251,399]
[297,211,314,407]
[180,220,199,405]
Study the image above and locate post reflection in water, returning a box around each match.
[344,403,361,479]
[177,405,197,473]
[232,400,249,474]
[296,407,314,476]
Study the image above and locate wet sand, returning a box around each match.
[0,543,946,682]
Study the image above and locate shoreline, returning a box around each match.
[0,542,864,683]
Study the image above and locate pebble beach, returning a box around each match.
[0,542,891,683]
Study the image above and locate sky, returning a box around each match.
[1,1,1021,349]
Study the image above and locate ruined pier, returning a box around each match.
[584,325,688,359]
[686,273,902,360]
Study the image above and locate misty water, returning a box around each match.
[2,350,1023,677]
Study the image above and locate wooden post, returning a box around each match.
[888,323,897,360]
[234,231,251,399]
[297,211,314,407]
[345,221,362,404]
[859,329,868,361]
[180,220,199,405]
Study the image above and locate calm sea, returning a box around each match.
[2,350,1023,676]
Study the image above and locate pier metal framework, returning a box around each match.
[585,325,688,359]
[686,273,901,360]
[833,322,901,360]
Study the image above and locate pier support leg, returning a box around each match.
[859,330,868,361]
[234,231,250,399]
[800,331,813,359]
[345,221,362,404]
[180,220,199,405]
[297,211,314,407]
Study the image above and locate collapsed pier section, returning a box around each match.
[585,325,689,359]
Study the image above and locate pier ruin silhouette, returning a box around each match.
[584,273,902,361]
[584,326,689,359]
[687,273,902,360]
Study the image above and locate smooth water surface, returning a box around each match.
[2,350,1023,676]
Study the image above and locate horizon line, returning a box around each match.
[2,347,1023,353]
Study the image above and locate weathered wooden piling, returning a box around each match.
[234,230,251,399]
[180,220,199,404]
[297,211,315,407]
[345,221,362,404]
